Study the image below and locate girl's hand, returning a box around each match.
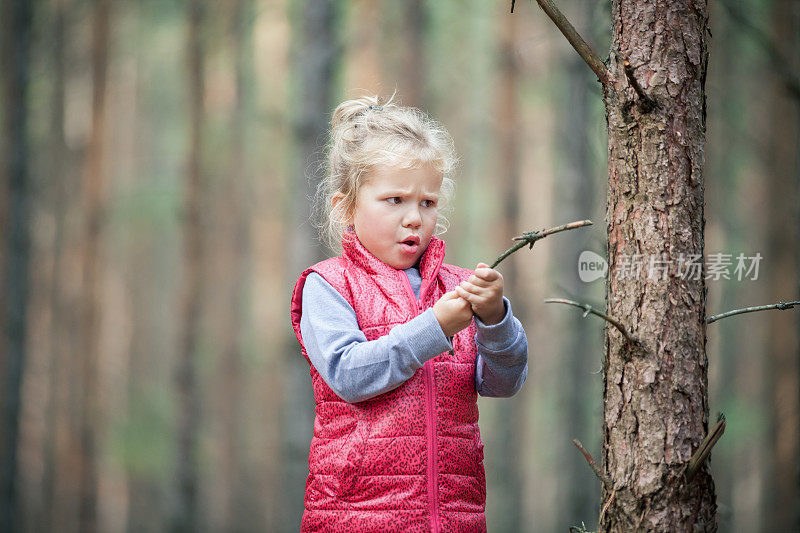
[455,263,505,325]
[433,290,474,337]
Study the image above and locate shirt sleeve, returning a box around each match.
[474,297,529,397]
[299,272,453,403]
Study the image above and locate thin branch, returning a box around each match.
[572,438,611,486]
[491,219,593,269]
[706,300,800,324]
[532,0,611,86]
[623,60,656,112]
[598,489,616,526]
[635,504,648,531]
[718,0,800,100]
[545,297,635,344]
[510,0,515,13]
[686,414,726,481]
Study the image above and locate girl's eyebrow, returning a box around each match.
[380,187,440,196]
[380,188,412,196]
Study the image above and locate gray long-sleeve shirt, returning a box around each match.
[299,268,528,403]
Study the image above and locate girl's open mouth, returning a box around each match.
[400,236,420,254]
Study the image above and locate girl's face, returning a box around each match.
[345,163,443,270]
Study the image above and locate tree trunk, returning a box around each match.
[212,0,253,529]
[283,0,340,530]
[346,0,381,92]
[400,0,426,108]
[77,0,111,531]
[43,1,76,530]
[491,10,525,532]
[175,0,206,530]
[0,0,33,531]
[765,0,800,529]
[601,1,716,530]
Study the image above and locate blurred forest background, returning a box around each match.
[1,0,798,531]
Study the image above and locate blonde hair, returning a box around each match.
[315,93,458,252]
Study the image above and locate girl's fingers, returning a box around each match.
[460,285,492,305]
[460,281,484,294]
[468,275,491,287]
[456,285,484,302]
[474,265,500,281]
[461,281,497,301]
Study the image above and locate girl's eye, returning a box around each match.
[422,199,437,208]
[386,197,401,205]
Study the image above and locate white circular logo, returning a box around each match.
[578,250,607,282]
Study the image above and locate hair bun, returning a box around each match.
[330,94,394,130]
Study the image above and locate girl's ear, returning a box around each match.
[332,192,352,223]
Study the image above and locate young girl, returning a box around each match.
[290,95,528,532]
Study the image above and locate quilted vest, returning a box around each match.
[290,232,487,532]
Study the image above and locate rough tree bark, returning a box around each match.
[600,1,715,530]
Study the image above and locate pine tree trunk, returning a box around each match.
[491,11,525,532]
[77,0,111,531]
[43,1,74,529]
[601,1,716,530]
[0,0,33,531]
[400,0,426,108]
[765,0,800,529]
[283,1,340,530]
[175,0,206,530]
[213,0,252,529]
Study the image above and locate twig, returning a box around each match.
[706,300,800,324]
[686,414,726,481]
[572,438,611,486]
[623,60,656,112]
[510,0,515,13]
[718,0,800,100]
[545,297,635,344]
[598,489,616,526]
[635,503,648,531]
[490,219,593,269]
[533,0,611,86]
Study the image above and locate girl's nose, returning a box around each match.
[403,206,422,227]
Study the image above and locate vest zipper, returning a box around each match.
[399,272,441,533]
[424,361,441,532]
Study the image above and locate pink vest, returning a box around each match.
[290,233,486,532]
